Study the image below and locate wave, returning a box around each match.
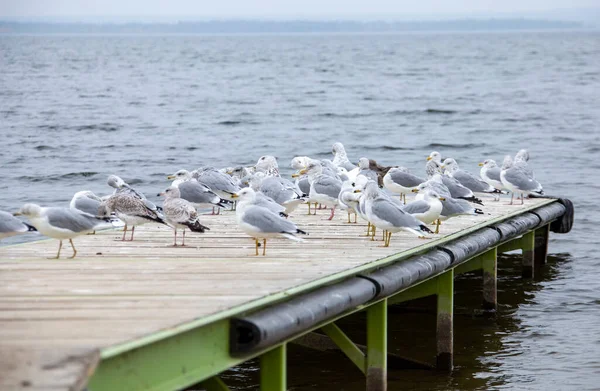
[73,123,121,132]
[424,108,457,114]
[427,142,486,149]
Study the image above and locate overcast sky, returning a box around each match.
[1,0,598,20]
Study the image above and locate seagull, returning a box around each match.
[500,155,544,205]
[298,162,343,220]
[441,158,502,200]
[192,167,241,213]
[232,188,307,256]
[99,193,167,241]
[403,189,445,234]
[362,182,433,246]
[426,158,483,205]
[383,167,425,204]
[332,142,356,171]
[479,159,505,191]
[413,184,484,221]
[338,181,361,223]
[158,186,210,246]
[70,190,103,216]
[0,210,36,240]
[107,175,159,211]
[14,204,111,258]
[167,170,231,212]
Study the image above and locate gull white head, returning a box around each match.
[332,142,347,157]
[353,174,370,190]
[14,203,43,218]
[423,189,446,201]
[255,156,279,176]
[441,158,459,173]
[427,151,442,163]
[358,158,370,169]
[515,149,530,163]
[298,162,323,178]
[479,159,497,168]
[158,186,181,199]
[167,169,192,181]
[425,160,442,178]
[363,181,380,200]
[107,175,126,189]
[232,187,257,203]
[73,190,101,201]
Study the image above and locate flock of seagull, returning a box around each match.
[0,143,544,258]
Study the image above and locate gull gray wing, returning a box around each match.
[441,176,474,198]
[46,208,101,232]
[178,181,220,205]
[486,167,502,182]
[453,170,494,192]
[441,198,474,217]
[73,197,102,216]
[371,199,422,229]
[403,200,431,215]
[0,211,28,234]
[389,171,425,188]
[199,171,240,193]
[314,176,342,199]
[165,199,197,224]
[243,206,297,234]
[504,168,542,191]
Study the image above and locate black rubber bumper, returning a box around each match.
[229,200,570,356]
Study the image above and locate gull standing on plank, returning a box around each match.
[426,157,483,205]
[99,193,167,241]
[0,210,37,240]
[298,162,343,220]
[107,175,160,211]
[514,149,534,178]
[403,189,445,234]
[479,160,505,191]
[383,167,426,204]
[441,158,502,200]
[426,151,444,171]
[254,156,306,214]
[158,186,210,246]
[413,184,484,220]
[14,204,112,258]
[192,167,241,213]
[500,155,544,205]
[338,181,361,223]
[291,156,314,198]
[168,170,231,212]
[332,142,356,171]
[232,188,307,256]
[363,182,433,246]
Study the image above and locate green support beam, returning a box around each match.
[481,248,498,311]
[321,323,366,373]
[366,299,387,391]
[388,277,438,305]
[260,344,286,391]
[534,225,550,266]
[453,254,483,276]
[521,231,536,278]
[436,270,454,371]
[200,376,231,391]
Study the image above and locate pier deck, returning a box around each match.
[0,197,568,391]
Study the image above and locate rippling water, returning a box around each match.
[1,31,599,390]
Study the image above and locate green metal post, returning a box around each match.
[436,270,453,371]
[534,225,549,266]
[260,344,286,391]
[366,299,387,391]
[481,248,498,312]
[521,230,536,278]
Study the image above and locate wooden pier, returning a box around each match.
[0,197,571,391]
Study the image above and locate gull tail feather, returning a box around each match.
[24,223,37,232]
[185,219,210,233]
[459,196,484,206]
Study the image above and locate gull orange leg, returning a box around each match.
[121,224,128,241]
[263,239,267,256]
[52,240,63,259]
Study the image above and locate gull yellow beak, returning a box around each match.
[440,165,445,169]
[353,189,362,193]
[291,173,299,178]
[167,175,176,180]
[478,162,484,166]
[157,192,165,197]
[12,211,21,216]
[411,188,419,193]
[426,156,432,161]
[226,170,233,175]
[231,193,239,199]
[439,196,446,201]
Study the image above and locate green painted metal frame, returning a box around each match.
[86,201,557,391]
[321,323,366,373]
